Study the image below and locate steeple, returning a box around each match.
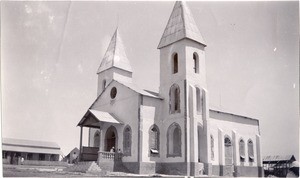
[97,28,132,74]
[157,1,206,49]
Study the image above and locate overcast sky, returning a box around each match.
[2,1,299,159]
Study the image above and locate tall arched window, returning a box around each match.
[193,52,199,73]
[149,125,160,156]
[167,123,182,157]
[94,131,100,147]
[196,87,202,114]
[211,135,214,160]
[169,84,180,114]
[173,53,178,74]
[123,125,132,156]
[239,139,245,164]
[248,139,254,163]
[224,136,233,165]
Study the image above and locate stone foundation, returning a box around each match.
[156,162,187,175]
[212,165,264,177]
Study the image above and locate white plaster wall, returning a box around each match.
[91,81,139,162]
[97,68,132,95]
[209,113,260,166]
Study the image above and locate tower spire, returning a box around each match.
[158,1,206,49]
[97,28,132,74]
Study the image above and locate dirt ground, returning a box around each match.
[3,164,182,177]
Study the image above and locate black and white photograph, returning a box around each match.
[1,1,299,177]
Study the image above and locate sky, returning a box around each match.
[2,1,299,159]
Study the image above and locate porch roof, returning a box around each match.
[77,109,123,128]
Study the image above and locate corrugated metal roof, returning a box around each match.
[2,145,62,155]
[2,138,60,149]
[263,155,295,162]
[2,138,62,155]
[77,109,123,127]
[158,1,206,49]
[97,28,132,74]
[89,109,123,124]
[115,80,162,99]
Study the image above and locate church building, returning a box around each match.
[77,1,263,177]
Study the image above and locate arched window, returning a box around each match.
[211,135,214,160]
[169,84,180,114]
[196,87,202,114]
[193,52,199,73]
[94,131,100,147]
[239,139,245,164]
[224,136,233,165]
[173,53,178,74]
[123,125,132,156]
[103,80,106,90]
[248,139,254,162]
[149,125,160,156]
[167,123,182,157]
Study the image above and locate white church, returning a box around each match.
[77,1,263,177]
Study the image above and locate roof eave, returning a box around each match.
[157,37,206,49]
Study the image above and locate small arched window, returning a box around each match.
[173,53,178,74]
[167,123,182,157]
[169,84,180,114]
[149,125,160,156]
[211,135,214,160]
[196,87,202,114]
[94,131,100,147]
[123,125,132,156]
[248,139,254,162]
[103,80,106,90]
[239,139,245,163]
[193,52,199,73]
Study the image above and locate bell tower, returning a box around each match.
[96,28,133,96]
[157,1,211,176]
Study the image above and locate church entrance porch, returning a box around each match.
[77,109,123,163]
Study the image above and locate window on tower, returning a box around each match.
[103,80,106,90]
[173,53,178,74]
[169,84,180,114]
[196,87,202,114]
[193,52,199,73]
[167,122,182,157]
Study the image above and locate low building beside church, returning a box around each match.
[2,138,64,166]
[77,1,263,177]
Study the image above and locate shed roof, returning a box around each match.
[97,28,132,74]
[263,155,296,162]
[158,1,206,49]
[77,109,123,128]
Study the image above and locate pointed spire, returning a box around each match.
[97,28,132,74]
[158,1,206,49]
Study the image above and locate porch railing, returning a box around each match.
[98,151,123,162]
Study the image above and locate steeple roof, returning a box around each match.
[97,28,132,74]
[158,1,206,49]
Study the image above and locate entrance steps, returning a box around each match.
[64,161,101,173]
[98,161,130,172]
